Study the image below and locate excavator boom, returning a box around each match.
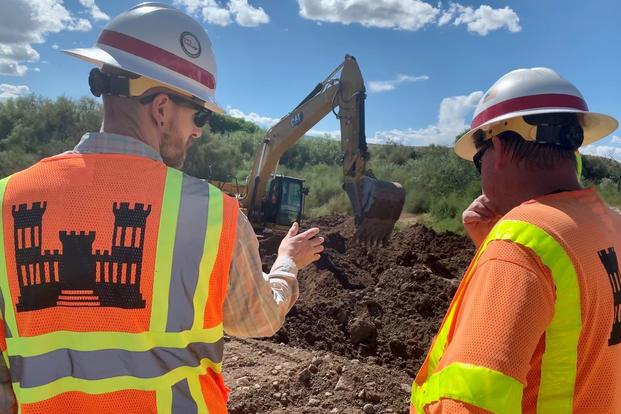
[229,55,405,243]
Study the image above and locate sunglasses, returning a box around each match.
[473,140,493,174]
[139,93,211,128]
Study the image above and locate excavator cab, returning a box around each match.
[227,55,405,243]
[261,176,305,227]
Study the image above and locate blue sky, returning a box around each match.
[1,0,620,159]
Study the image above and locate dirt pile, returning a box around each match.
[262,215,474,375]
[225,215,475,413]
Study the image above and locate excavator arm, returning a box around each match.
[236,55,405,244]
[244,68,342,220]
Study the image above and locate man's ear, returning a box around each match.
[491,135,510,171]
[150,93,172,129]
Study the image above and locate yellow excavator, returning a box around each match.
[210,55,405,244]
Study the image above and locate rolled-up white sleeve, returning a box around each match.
[223,212,299,337]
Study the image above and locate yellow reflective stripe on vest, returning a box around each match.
[485,220,581,414]
[188,375,209,414]
[1,349,9,371]
[575,152,582,181]
[411,362,522,414]
[151,168,183,331]
[6,325,223,356]
[12,357,221,403]
[192,185,222,330]
[157,387,173,414]
[0,176,18,341]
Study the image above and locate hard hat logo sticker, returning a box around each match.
[180,32,201,58]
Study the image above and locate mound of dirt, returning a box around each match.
[226,216,475,413]
[261,215,475,375]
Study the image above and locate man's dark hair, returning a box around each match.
[474,117,578,171]
[498,131,577,171]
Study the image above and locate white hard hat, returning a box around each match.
[455,67,618,160]
[62,2,223,113]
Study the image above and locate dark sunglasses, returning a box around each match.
[473,140,493,174]
[139,93,211,128]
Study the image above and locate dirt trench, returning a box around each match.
[225,215,475,413]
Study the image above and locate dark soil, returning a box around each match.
[225,215,475,413]
[266,215,474,375]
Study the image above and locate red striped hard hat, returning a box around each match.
[62,2,223,113]
[455,67,617,160]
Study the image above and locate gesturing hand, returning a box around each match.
[462,194,501,248]
[277,222,325,269]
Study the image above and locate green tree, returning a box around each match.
[208,113,259,134]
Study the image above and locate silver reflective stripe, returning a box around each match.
[166,175,210,332]
[9,339,224,388]
[172,378,198,414]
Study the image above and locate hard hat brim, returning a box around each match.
[455,108,618,161]
[62,46,225,114]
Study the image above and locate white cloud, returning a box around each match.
[195,1,233,26]
[0,84,30,101]
[79,0,109,21]
[32,67,40,72]
[370,91,483,146]
[444,4,521,36]
[0,0,93,76]
[612,135,621,144]
[0,44,40,62]
[227,107,344,140]
[298,0,439,31]
[229,0,270,26]
[175,0,270,27]
[227,106,280,127]
[0,44,40,75]
[52,43,59,50]
[297,0,520,35]
[582,144,621,161]
[0,61,27,76]
[67,17,93,32]
[367,74,429,93]
[437,7,454,26]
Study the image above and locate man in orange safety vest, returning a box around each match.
[0,4,324,413]
[411,68,621,413]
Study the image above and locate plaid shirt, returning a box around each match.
[67,132,300,337]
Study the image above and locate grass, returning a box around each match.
[598,180,621,208]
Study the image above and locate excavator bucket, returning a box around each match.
[343,176,406,245]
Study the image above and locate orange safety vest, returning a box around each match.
[410,189,621,413]
[0,152,239,413]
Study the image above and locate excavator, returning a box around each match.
[210,55,405,245]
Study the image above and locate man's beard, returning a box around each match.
[160,128,188,169]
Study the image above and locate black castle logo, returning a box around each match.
[12,201,151,311]
[598,247,621,346]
